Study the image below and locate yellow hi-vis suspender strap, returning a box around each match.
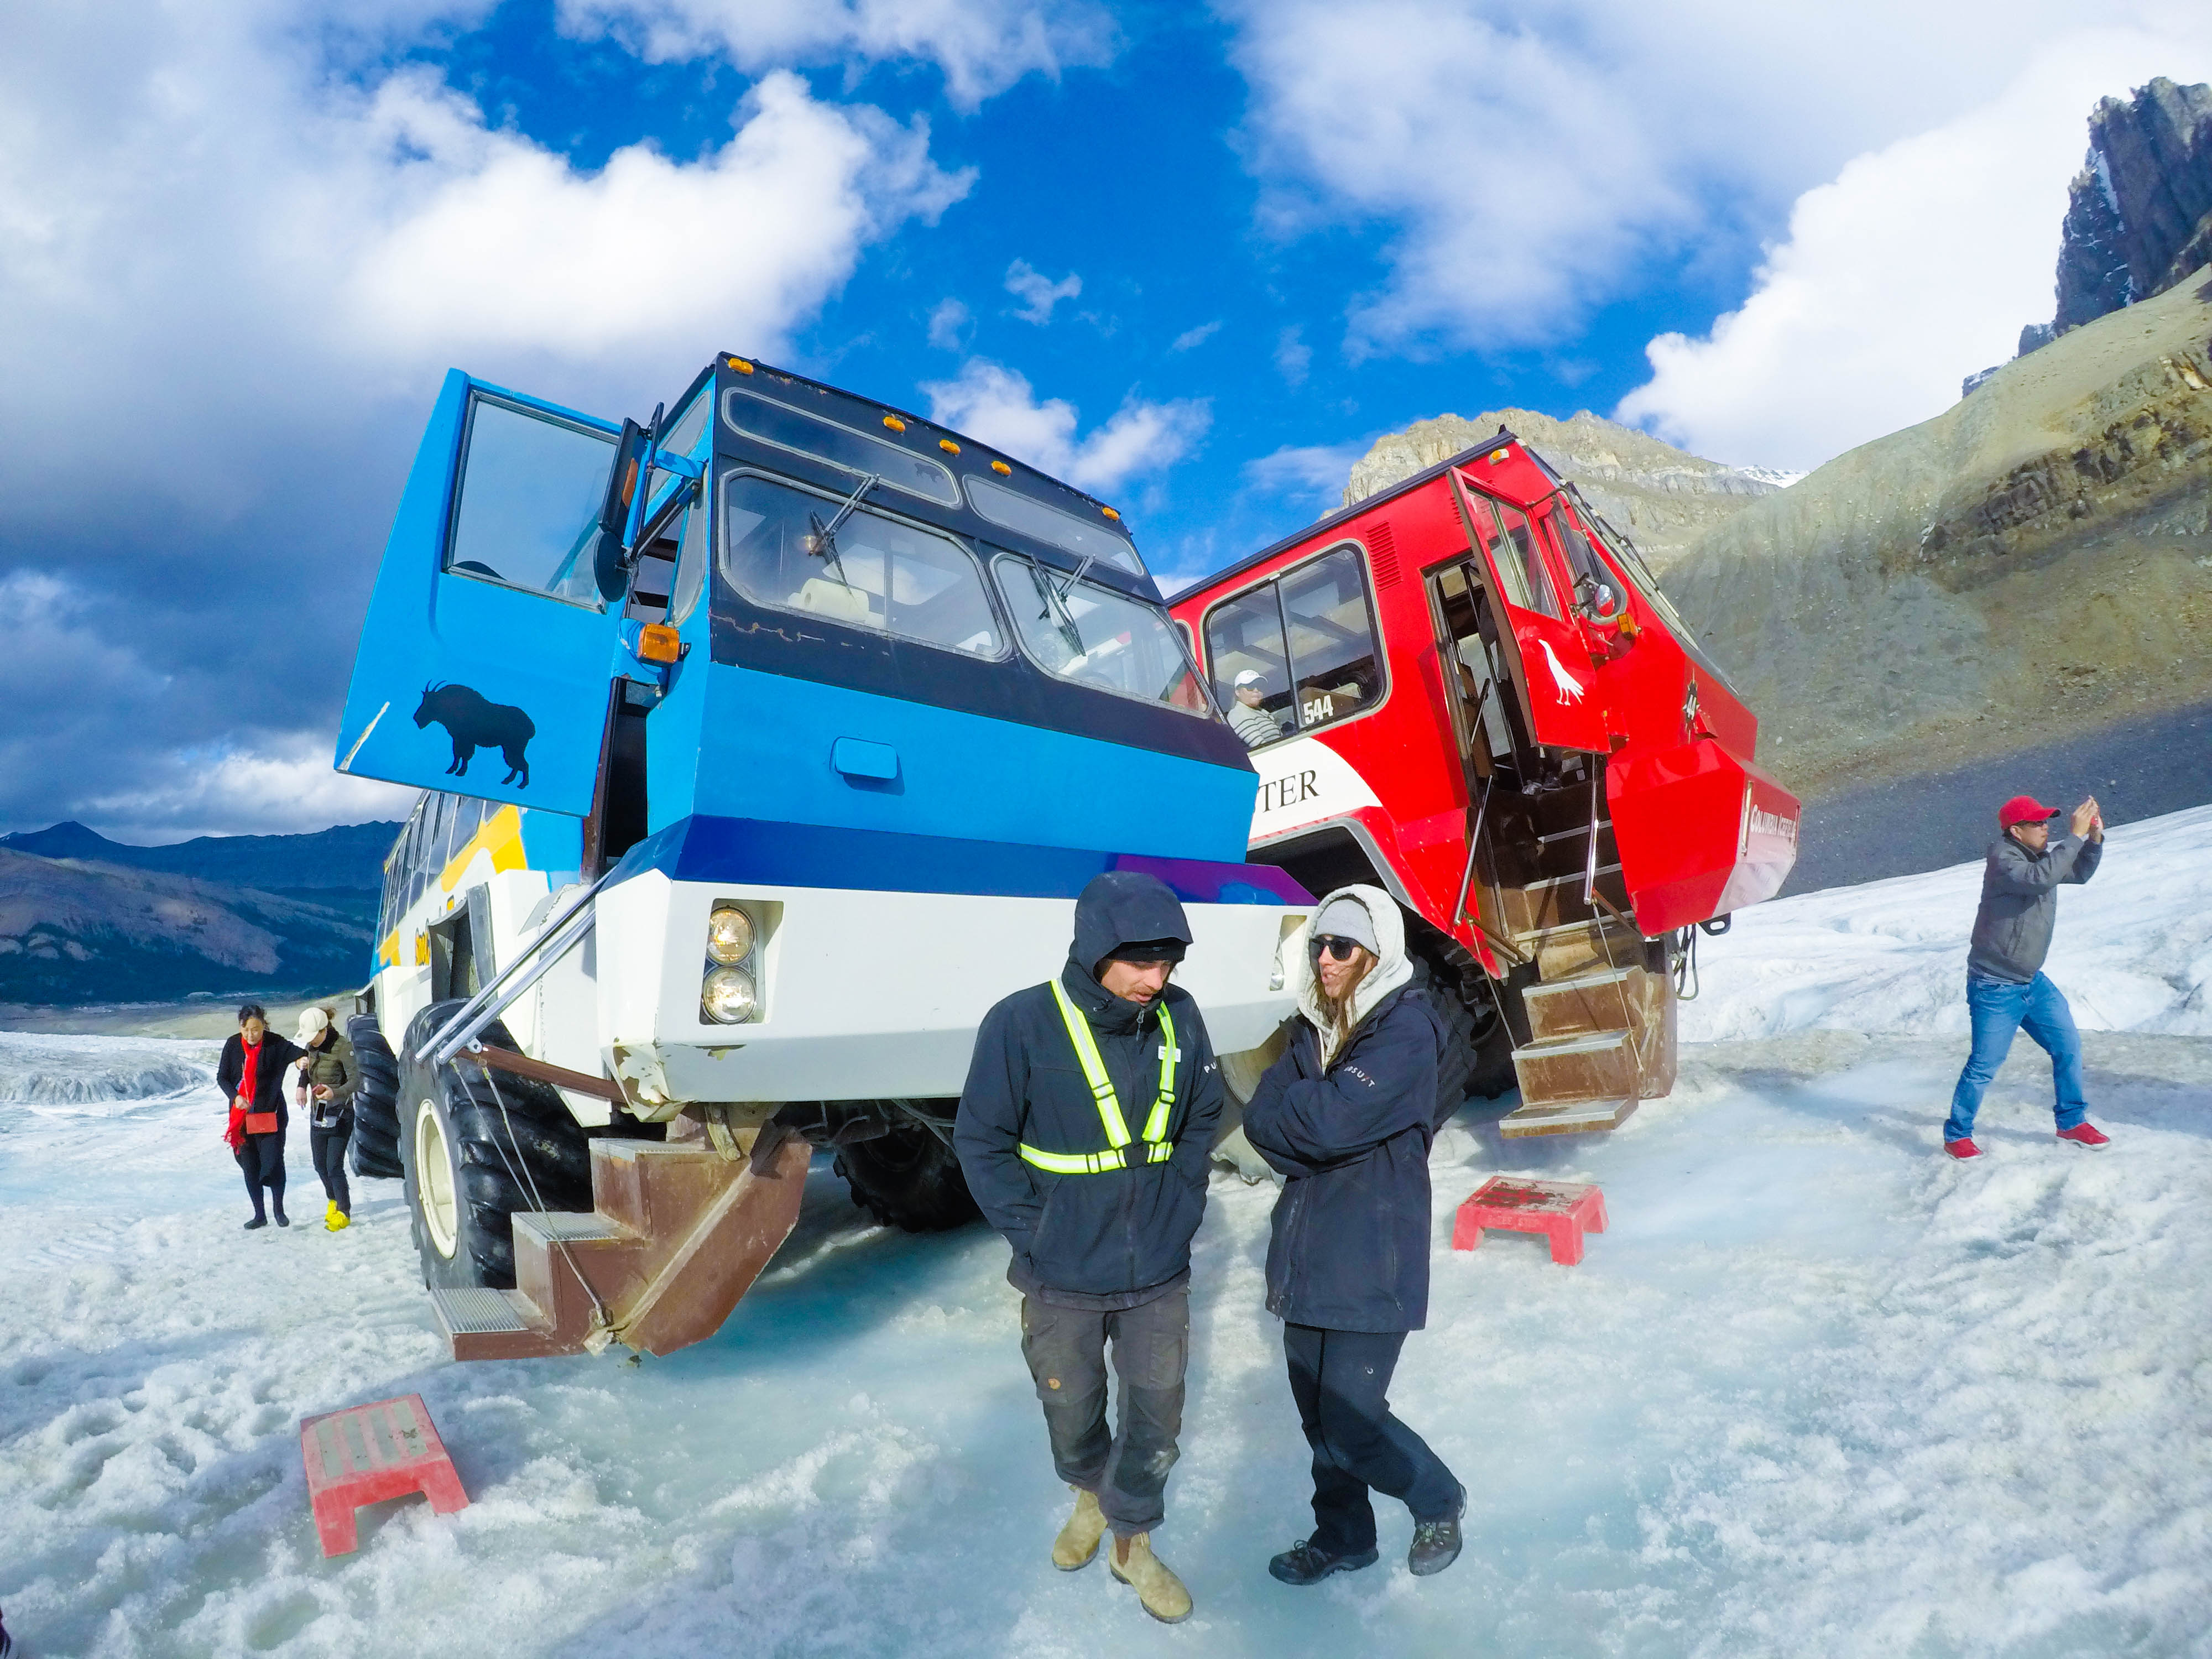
[1018,983,1180,1175]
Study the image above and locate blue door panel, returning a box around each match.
[334,370,622,817]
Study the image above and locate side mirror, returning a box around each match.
[1574,573,1618,620]
[593,418,649,601]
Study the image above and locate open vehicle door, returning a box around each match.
[1448,469,1610,753]
[334,371,646,816]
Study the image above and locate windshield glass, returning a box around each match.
[993,553,1209,716]
[446,394,616,606]
[722,388,959,506]
[718,473,1003,657]
[964,474,1144,575]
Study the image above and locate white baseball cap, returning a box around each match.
[1233,669,1264,687]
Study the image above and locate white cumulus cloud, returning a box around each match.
[1218,0,2210,357]
[1616,27,2212,470]
[920,361,1210,495]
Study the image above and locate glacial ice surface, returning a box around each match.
[2,809,2209,1657]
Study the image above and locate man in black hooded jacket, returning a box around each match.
[956,871,1225,1624]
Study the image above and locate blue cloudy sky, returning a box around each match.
[4,0,2210,841]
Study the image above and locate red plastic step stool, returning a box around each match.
[1452,1177,1608,1265]
[300,1393,468,1557]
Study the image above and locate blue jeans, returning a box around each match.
[1945,972,2088,1142]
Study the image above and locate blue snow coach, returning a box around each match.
[333,356,1312,1360]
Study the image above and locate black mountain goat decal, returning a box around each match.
[413,684,535,786]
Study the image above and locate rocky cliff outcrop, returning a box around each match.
[1342,408,1787,572]
[2049,79,2212,338]
[1669,267,2212,798]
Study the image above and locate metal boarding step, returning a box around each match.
[427,1286,570,1363]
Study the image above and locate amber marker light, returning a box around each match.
[991,460,1012,474]
[727,356,754,373]
[638,623,682,664]
[1102,506,1120,521]
[940,438,960,454]
[883,414,907,431]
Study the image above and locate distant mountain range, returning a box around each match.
[0,819,403,1010]
[0,819,399,891]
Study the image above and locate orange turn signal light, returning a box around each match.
[1102,506,1120,521]
[727,356,754,374]
[991,460,1012,475]
[883,414,906,432]
[638,623,682,664]
[939,438,959,454]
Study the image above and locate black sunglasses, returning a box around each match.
[1312,936,1363,962]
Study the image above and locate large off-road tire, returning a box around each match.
[397,1001,593,1289]
[833,1108,978,1232]
[346,1014,405,1179]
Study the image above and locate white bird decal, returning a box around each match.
[1538,638,1588,705]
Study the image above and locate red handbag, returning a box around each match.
[244,1112,279,1135]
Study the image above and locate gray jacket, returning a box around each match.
[1966,832,2102,983]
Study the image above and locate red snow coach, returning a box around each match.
[1173,430,1801,1137]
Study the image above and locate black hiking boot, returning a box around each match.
[1269,1537,1379,1585]
[274,1211,290,1228]
[1407,1483,1466,1577]
[243,1216,268,1230]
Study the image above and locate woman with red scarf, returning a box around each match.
[216,1003,309,1229]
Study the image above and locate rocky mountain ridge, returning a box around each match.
[1969,77,2212,395]
[1342,408,1786,572]
[0,818,398,891]
[0,847,374,1007]
[1668,264,2212,800]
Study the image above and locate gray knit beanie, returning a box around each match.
[1311,895,1378,956]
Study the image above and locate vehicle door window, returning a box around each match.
[445,395,619,607]
[1279,546,1384,731]
[1549,512,1602,592]
[719,473,1004,658]
[1202,586,1295,748]
[1431,563,1522,764]
[993,554,1210,714]
[1468,494,1561,620]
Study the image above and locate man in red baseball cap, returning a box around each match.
[1943,791,2107,1158]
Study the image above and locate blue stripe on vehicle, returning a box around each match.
[606,813,1313,906]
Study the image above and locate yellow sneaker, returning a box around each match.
[1109,1532,1192,1623]
[1052,1486,1106,1571]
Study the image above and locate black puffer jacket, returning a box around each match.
[955,874,1225,1298]
[1243,885,1446,1333]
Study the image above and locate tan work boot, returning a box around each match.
[1109,1532,1192,1623]
[1052,1486,1107,1571]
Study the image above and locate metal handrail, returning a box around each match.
[415,866,617,1066]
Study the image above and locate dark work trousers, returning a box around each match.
[237,1131,287,1221]
[1284,1324,1459,1553]
[1020,1288,1189,1538]
[311,1115,352,1216]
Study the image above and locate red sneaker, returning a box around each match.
[1944,1138,1982,1160]
[2056,1123,2110,1148]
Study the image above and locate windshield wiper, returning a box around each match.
[804,473,879,589]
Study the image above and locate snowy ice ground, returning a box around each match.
[3,810,2210,1659]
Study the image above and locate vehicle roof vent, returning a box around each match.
[1366,520,1401,588]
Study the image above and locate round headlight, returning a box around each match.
[706,904,755,964]
[701,965,757,1024]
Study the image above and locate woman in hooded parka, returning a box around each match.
[1240,884,1465,1585]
